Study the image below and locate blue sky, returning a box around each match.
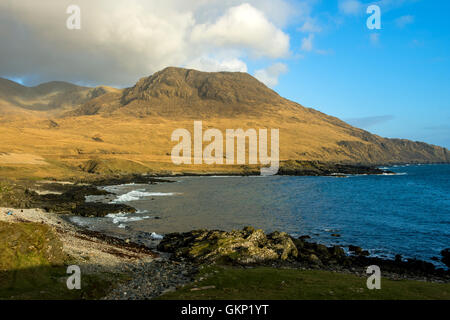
[251,0,450,148]
[1,0,449,148]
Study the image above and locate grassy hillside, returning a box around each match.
[0,221,112,299]
[0,67,448,179]
[159,266,450,300]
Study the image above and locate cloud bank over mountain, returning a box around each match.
[0,0,298,87]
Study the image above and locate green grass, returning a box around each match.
[0,266,117,300]
[159,266,450,300]
[0,221,118,300]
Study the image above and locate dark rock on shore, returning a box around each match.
[157,227,449,281]
[278,160,391,176]
[0,181,136,217]
[349,245,369,256]
[157,227,352,267]
[158,227,298,264]
[71,203,134,217]
[30,185,135,217]
[89,174,173,186]
[0,176,173,217]
[293,239,347,266]
[441,249,450,267]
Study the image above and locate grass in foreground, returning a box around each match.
[0,221,117,300]
[159,266,450,300]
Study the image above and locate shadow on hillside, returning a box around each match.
[0,264,115,300]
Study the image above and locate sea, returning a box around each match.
[70,164,450,266]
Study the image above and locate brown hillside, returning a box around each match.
[68,67,284,118]
[0,67,448,178]
[0,78,117,117]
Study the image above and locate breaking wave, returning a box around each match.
[110,189,179,203]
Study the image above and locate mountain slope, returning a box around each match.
[0,78,117,117]
[0,67,448,178]
[68,67,284,118]
[66,67,449,165]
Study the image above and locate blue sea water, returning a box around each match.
[83,164,450,265]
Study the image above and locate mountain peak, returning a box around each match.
[121,66,280,106]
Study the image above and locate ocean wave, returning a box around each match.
[110,189,179,203]
[105,212,151,224]
[150,232,164,240]
[206,175,247,178]
[381,172,407,176]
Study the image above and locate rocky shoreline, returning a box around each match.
[157,227,450,283]
[2,170,447,269]
[2,167,449,300]
[1,206,449,300]
[0,175,173,217]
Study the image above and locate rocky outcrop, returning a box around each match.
[0,176,174,217]
[5,184,121,218]
[157,227,379,267]
[157,227,298,264]
[157,227,449,279]
[157,227,355,266]
[10,184,135,217]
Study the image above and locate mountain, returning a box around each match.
[69,67,283,117]
[0,67,448,178]
[0,78,117,117]
[67,67,449,163]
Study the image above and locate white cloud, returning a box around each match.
[185,56,248,72]
[395,15,414,28]
[193,0,297,28]
[373,0,415,11]
[339,0,363,15]
[190,3,290,59]
[0,0,291,87]
[298,18,322,33]
[254,62,288,88]
[301,34,315,52]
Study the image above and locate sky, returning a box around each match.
[0,0,449,148]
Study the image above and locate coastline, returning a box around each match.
[0,207,199,300]
[0,162,392,219]
[2,166,448,264]
[1,164,449,299]
[1,206,449,300]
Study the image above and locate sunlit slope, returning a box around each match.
[0,77,119,117]
[0,67,448,177]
